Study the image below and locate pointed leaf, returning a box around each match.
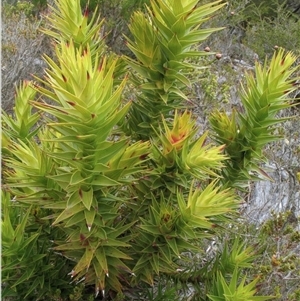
[52,203,84,226]
[95,247,109,276]
[73,246,95,277]
[84,208,96,231]
[80,188,93,210]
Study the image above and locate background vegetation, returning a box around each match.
[1,0,300,300]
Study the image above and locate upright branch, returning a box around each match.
[124,0,225,138]
[210,49,299,187]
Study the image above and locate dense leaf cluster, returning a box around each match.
[1,0,299,300]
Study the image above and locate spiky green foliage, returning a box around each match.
[210,49,300,187]
[124,0,225,138]
[42,0,105,58]
[207,268,274,301]
[16,42,150,296]
[2,81,39,143]
[149,110,227,190]
[1,191,73,300]
[2,0,299,300]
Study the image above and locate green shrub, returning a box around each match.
[2,0,299,300]
[224,0,300,58]
[244,11,300,59]
[2,1,34,17]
